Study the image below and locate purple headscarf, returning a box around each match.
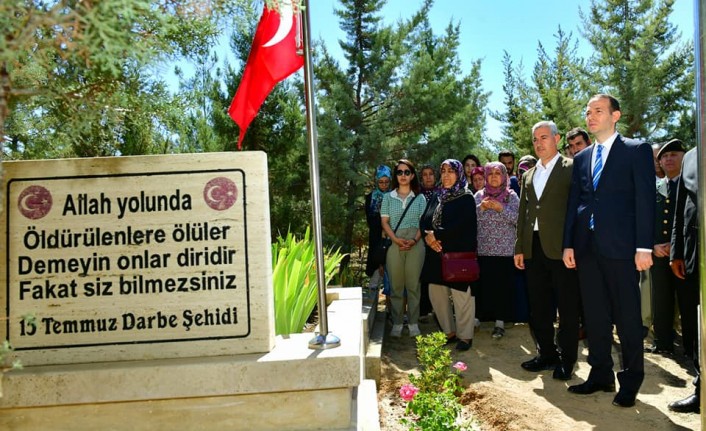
[482,162,511,203]
[471,166,485,178]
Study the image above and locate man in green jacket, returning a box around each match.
[515,120,581,381]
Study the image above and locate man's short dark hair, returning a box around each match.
[590,93,621,113]
[566,127,590,143]
[498,150,515,161]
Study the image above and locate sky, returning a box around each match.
[306,0,697,142]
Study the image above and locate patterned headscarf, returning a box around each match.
[471,166,485,179]
[470,166,485,193]
[481,162,511,203]
[369,165,391,213]
[432,159,471,228]
[517,160,534,176]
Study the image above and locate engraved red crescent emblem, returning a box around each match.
[203,177,238,211]
[18,185,53,219]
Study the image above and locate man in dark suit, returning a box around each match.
[668,147,700,413]
[562,94,656,408]
[644,139,687,355]
[515,121,580,380]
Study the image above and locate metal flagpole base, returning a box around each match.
[308,332,341,350]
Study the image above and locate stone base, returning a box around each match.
[0,389,352,431]
[0,288,378,431]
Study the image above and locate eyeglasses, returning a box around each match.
[395,169,412,176]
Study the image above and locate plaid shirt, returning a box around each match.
[380,190,426,230]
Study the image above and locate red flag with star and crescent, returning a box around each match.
[228,2,303,150]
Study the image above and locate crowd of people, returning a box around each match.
[364,93,700,413]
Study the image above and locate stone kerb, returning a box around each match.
[0,152,274,366]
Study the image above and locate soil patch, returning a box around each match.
[377,308,700,430]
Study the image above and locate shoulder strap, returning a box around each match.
[393,194,418,233]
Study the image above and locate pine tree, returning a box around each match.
[580,0,694,140]
[533,27,594,139]
[492,51,542,156]
[315,0,488,250]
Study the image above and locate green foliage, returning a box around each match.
[411,332,464,394]
[1,0,249,158]
[400,332,471,431]
[533,27,594,141]
[404,390,462,431]
[492,51,542,155]
[579,0,694,140]
[495,0,694,150]
[272,228,346,335]
[316,0,488,251]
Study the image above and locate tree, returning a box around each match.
[315,0,488,250]
[390,18,489,165]
[1,0,255,159]
[315,0,407,250]
[580,0,694,140]
[533,27,594,139]
[492,51,542,156]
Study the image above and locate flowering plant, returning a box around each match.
[399,331,471,430]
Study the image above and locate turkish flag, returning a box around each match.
[228,3,303,149]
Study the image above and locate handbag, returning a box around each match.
[441,251,480,283]
[369,194,418,267]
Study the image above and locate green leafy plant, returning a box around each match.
[400,332,471,431]
[272,227,345,335]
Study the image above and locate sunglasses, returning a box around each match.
[396,169,412,176]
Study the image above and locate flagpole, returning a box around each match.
[301,1,340,350]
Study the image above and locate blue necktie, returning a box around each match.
[589,144,604,230]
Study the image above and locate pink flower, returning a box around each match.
[453,361,468,372]
[399,383,419,402]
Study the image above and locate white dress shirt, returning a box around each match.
[592,131,618,171]
[532,152,561,231]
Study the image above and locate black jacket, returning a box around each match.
[419,193,477,291]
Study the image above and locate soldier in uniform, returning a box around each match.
[644,139,686,355]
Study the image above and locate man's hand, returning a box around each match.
[514,254,525,270]
[563,248,576,269]
[635,251,653,271]
[653,243,670,258]
[670,259,686,280]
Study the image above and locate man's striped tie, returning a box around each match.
[589,144,604,230]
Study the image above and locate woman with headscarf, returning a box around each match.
[420,159,478,351]
[470,166,485,194]
[381,159,427,337]
[419,164,438,201]
[365,165,391,295]
[517,155,537,182]
[474,162,520,339]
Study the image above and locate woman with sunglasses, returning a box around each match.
[380,159,427,337]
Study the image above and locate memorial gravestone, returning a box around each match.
[1,152,274,366]
[0,152,368,431]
